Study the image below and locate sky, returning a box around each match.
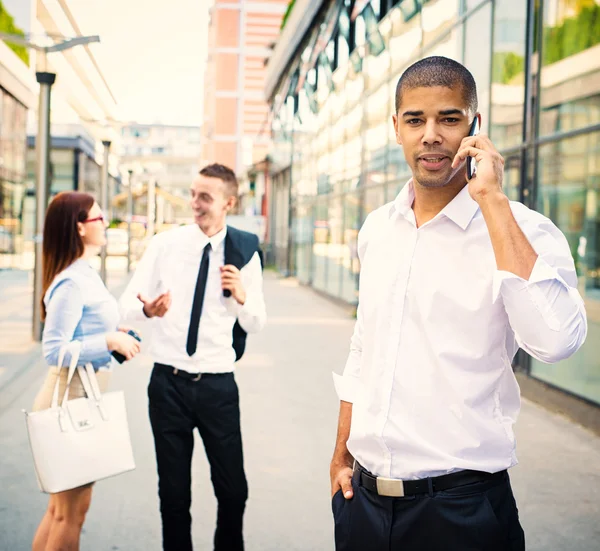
[66,0,209,126]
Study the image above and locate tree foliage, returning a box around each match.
[280,0,296,31]
[0,1,29,66]
[543,4,600,65]
[493,3,600,84]
[492,51,525,85]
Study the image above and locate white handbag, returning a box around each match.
[24,342,136,493]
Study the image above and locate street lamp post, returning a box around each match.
[32,71,55,340]
[100,140,111,283]
[0,33,100,340]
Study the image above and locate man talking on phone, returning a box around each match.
[330,56,587,551]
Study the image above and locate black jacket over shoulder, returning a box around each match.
[224,226,263,361]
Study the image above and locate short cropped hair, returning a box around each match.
[199,163,239,197]
[395,56,478,115]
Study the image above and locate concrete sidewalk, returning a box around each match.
[0,270,39,401]
[0,272,599,550]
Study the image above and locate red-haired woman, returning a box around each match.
[31,191,141,551]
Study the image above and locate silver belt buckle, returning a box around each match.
[376,476,405,497]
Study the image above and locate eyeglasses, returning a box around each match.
[83,214,106,224]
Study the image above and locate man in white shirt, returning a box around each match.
[120,163,266,551]
[330,56,587,551]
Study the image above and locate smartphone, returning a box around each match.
[111,329,142,364]
[466,116,480,180]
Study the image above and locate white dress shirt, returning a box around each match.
[120,225,266,374]
[334,180,587,480]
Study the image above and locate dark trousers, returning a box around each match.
[148,364,248,551]
[333,468,525,551]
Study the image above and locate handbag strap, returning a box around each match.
[79,363,102,402]
[51,342,81,409]
[57,342,82,409]
[76,365,95,400]
[80,363,109,420]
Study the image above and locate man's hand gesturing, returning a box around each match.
[138,291,172,318]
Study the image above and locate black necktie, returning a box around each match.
[186,242,211,356]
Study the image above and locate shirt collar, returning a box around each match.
[390,179,480,231]
[439,183,480,230]
[390,179,415,221]
[193,225,227,250]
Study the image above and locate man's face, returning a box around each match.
[190,174,235,233]
[392,86,477,188]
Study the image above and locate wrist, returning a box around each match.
[476,189,508,211]
[105,333,115,351]
[236,290,246,306]
[331,448,354,469]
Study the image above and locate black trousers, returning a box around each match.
[333,469,525,551]
[148,364,248,551]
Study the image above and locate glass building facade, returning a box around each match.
[267,0,600,404]
[0,86,28,268]
[19,136,120,269]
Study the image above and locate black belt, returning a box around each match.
[354,463,506,497]
[155,363,232,382]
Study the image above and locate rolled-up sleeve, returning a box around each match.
[493,216,587,363]
[43,279,111,366]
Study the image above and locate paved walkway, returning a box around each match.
[0,272,599,550]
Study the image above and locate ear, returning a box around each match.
[392,114,402,145]
[77,221,86,237]
[226,194,237,212]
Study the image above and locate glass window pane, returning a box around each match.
[389,4,422,77]
[366,81,389,187]
[312,196,329,292]
[363,3,386,56]
[340,191,360,303]
[1,92,32,267]
[338,33,350,68]
[421,0,461,47]
[364,183,387,217]
[327,193,344,296]
[465,0,487,9]
[399,0,421,23]
[490,0,527,150]
[355,14,366,48]
[539,0,600,136]
[503,155,522,202]
[50,149,75,194]
[464,3,492,133]
[532,130,600,404]
[294,200,313,284]
[371,0,381,18]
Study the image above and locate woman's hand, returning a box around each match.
[106,332,141,361]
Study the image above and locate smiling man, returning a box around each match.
[329,56,587,550]
[120,163,266,551]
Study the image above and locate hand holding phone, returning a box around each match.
[466,116,480,180]
[111,329,142,364]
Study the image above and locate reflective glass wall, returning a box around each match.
[530,0,600,403]
[0,88,28,269]
[269,0,600,404]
